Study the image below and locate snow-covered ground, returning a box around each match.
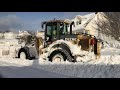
[0,61,72,78]
[1,46,120,78]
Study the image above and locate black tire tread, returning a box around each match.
[49,50,67,62]
[18,48,28,59]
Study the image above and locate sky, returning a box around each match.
[0,12,92,32]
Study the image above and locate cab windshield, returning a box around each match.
[46,23,57,37]
[46,22,69,37]
[59,23,68,35]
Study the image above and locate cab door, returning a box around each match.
[45,23,58,44]
[51,25,57,42]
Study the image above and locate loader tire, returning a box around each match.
[18,49,28,60]
[49,50,67,62]
[18,48,34,60]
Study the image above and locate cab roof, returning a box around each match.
[42,20,72,24]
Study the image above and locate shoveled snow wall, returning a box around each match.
[1,48,120,78]
[34,64,120,78]
[1,57,120,78]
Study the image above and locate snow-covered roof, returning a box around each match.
[68,13,96,32]
[64,19,73,24]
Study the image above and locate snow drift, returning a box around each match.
[0,46,120,78]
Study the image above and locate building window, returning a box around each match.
[76,21,79,25]
[73,23,75,27]
[76,22,78,25]
[79,21,81,24]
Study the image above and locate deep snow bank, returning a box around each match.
[0,47,120,78]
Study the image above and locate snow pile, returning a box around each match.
[18,31,31,37]
[1,46,120,78]
[0,58,33,66]
[4,32,17,39]
[47,40,88,56]
[0,33,3,38]
[101,34,120,49]
[36,31,44,39]
[76,47,120,65]
[0,39,19,46]
[36,47,120,78]
[0,38,25,58]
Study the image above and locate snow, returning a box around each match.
[18,31,31,37]
[4,32,17,39]
[38,47,120,78]
[0,39,19,45]
[0,38,25,58]
[0,33,3,38]
[1,46,120,78]
[100,34,120,49]
[81,13,95,26]
[0,61,71,78]
[36,32,44,39]
[47,40,88,57]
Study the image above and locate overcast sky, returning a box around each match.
[0,12,92,32]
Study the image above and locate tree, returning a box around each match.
[94,12,120,41]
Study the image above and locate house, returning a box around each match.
[65,16,83,33]
[65,13,96,34]
[64,12,108,37]
[84,12,108,37]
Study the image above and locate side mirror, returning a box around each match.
[41,23,44,29]
[41,22,46,29]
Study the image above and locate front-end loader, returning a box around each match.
[38,19,102,62]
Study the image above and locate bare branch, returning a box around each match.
[94,12,120,41]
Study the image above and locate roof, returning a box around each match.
[72,13,96,32]
[42,20,72,24]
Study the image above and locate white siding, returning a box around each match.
[84,12,107,37]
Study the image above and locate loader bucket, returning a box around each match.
[77,35,91,51]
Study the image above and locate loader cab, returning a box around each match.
[41,20,73,47]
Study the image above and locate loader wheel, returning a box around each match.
[49,50,67,62]
[18,48,33,60]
